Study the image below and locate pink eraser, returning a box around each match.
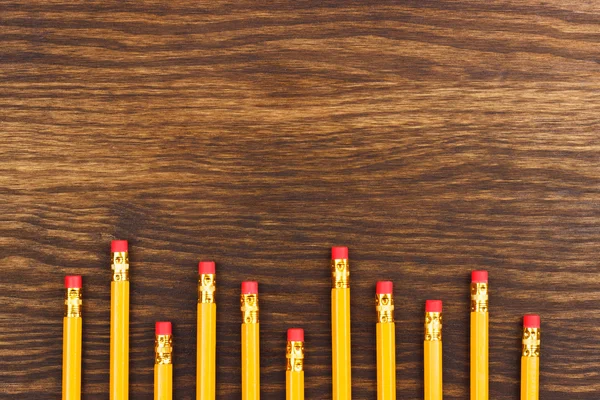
[198,261,216,274]
[64,275,82,289]
[241,281,258,294]
[331,246,348,259]
[155,321,172,335]
[471,270,488,283]
[376,281,393,294]
[111,240,128,252]
[426,300,443,313]
[523,314,540,328]
[287,328,304,342]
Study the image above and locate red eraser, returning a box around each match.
[155,321,172,335]
[111,240,128,252]
[471,270,488,283]
[331,246,348,259]
[376,281,393,294]
[523,314,540,328]
[241,281,258,294]
[198,261,216,274]
[64,275,82,289]
[426,300,443,313]
[287,328,304,342]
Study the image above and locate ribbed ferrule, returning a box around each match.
[155,334,173,365]
[241,294,259,324]
[331,259,349,289]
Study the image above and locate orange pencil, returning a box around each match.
[63,275,82,400]
[331,246,351,400]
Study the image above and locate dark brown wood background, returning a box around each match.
[1,0,599,398]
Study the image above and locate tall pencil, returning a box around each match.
[286,328,305,400]
[197,261,216,400]
[424,300,442,400]
[521,315,540,400]
[110,240,130,400]
[375,281,395,400]
[241,281,260,400]
[331,246,351,400]
[155,322,173,400]
[470,271,488,400]
[63,275,82,400]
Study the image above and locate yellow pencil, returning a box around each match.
[63,275,82,400]
[155,322,173,400]
[331,246,351,400]
[470,271,488,400]
[286,328,305,400]
[375,281,395,400]
[424,300,443,400]
[110,240,130,400]
[241,281,260,400]
[521,315,540,400]
[197,261,216,400]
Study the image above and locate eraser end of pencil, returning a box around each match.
[523,314,540,328]
[241,281,258,294]
[471,270,488,283]
[287,328,304,342]
[331,246,348,259]
[64,275,82,288]
[155,321,172,335]
[111,240,128,252]
[426,300,443,312]
[198,261,216,274]
[376,281,393,294]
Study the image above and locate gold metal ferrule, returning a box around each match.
[198,274,216,304]
[241,294,259,324]
[522,327,540,357]
[64,287,82,318]
[111,251,129,282]
[375,293,394,323]
[470,282,488,312]
[424,312,442,341]
[155,334,173,365]
[331,259,349,289]
[286,340,305,372]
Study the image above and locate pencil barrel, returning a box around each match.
[110,280,130,400]
[242,322,260,400]
[62,316,82,400]
[376,322,396,400]
[520,356,539,400]
[197,302,216,400]
[332,287,352,400]
[424,341,442,400]
[286,370,304,400]
[154,364,173,400]
[470,311,488,400]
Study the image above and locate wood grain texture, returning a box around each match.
[1,0,599,398]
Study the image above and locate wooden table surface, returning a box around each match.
[2,1,600,399]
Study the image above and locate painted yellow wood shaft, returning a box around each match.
[110,280,129,400]
[197,302,216,400]
[154,364,172,400]
[286,370,304,400]
[242,322,260,400]
[62,316,82,400]
[332,287,351,400]
[470,311,488,400]
[521,356,539,400]
[424,340,442,400]
[376,322,396,400]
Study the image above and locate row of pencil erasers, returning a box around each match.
[61,242,541,400]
